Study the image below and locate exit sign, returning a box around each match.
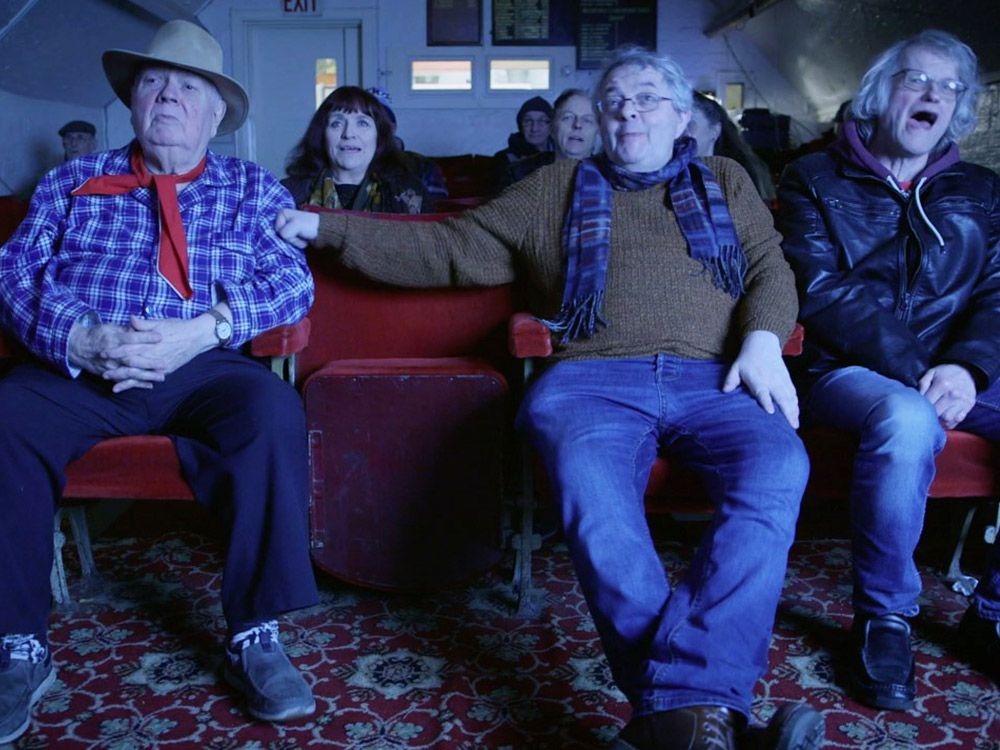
[283,0,320,13]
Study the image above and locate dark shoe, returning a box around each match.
[612,705,737,750]
[847,613,915,711]
[222,622,315,722]
[741,703,825,750]
[957,607,1000,684]
[0,635,56,744]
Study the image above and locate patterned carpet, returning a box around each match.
[7,504,999,750]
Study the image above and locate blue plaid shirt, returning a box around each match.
[0,143,314,375]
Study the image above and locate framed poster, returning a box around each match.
[427,0,483,46]
[577,0,657,70]
[492,0,575,46]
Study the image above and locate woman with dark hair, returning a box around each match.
[282,86,432,214]
[687,92,776,201]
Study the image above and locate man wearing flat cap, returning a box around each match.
[58,120,98,161]
[0,20,317,743]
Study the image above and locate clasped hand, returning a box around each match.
[68,315,208,392]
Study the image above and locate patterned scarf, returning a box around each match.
[542,136,746,342]
[72,144,206,300]
[308,172,382,212]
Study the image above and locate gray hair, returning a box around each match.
[594,45,693,114]
[851,29,981,148]
[553,88,594,115]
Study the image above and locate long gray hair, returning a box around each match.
[594,45,693,114]
[851,29,981,150]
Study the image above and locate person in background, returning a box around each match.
[492,95,553,189]
[779,29,1000,711]
[282,85,432,214]
[58,120,98,161]
[0,20,318,744]
[498,88,599,190]
[365,86,448,205]
[686,93,776,201]
[276,44,825,750]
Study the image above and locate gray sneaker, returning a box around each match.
[0,635,56,744]
[222,622,315,722]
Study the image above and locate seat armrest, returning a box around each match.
[508,312,553,359]
[250,318,311,358]
[783,323,804,357]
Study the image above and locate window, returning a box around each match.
[411,59,473,91]
[724,82,745,112]
[489,59,549,91]
[316,58,337,109]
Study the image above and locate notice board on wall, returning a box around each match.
[492,0,575,46]
[577,0,657,70]
[427,0,483,46]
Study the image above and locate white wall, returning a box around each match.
[197,0,819,161]
[0,91,103,198]
[1,0,820,194]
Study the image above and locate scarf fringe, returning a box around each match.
[540,290,608,343]
[707,244,748,299]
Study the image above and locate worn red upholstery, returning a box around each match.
[0,196,29,241]
[297,210,514,385]
[301,209,517,590]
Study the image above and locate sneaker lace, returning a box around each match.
[1,634,46,663]
[699,715,732,750]
[229,620,280,653]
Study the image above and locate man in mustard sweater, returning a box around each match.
[278,46,822,750]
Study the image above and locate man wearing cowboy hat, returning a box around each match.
[0,20,318,742]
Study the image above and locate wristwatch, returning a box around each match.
[207,308,233,347]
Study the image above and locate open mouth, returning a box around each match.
[910,110,938,128]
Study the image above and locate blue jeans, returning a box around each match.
[804,366,1000,620]
[516,355,808,719]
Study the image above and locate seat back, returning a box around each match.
[430,154,495,199]
[298,210,515,385]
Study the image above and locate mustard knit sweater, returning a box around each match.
[314,156,798,362]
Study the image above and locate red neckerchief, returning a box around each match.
[72,144,207,300]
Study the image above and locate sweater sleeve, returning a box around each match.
[312,173,550,288]
[711,157,799,344]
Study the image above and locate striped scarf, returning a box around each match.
[542,136,746,343]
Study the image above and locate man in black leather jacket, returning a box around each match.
[779,29,1000,712]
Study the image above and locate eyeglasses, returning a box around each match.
[597,92,672,114]
[893,69,968,100]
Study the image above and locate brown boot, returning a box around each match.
[612,706,737,750]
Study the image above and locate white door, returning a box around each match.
[242,21,361,177]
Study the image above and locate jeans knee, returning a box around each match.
[865,391,944,456]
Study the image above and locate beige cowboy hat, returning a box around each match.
[102,19,249,136]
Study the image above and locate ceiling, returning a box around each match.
[707,0,1000,120]
[1,0,997,123]
[0,0,207,107]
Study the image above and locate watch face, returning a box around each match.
[217,319,233,342]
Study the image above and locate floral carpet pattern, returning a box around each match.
[8,514,999,750]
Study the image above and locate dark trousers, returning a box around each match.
[0,349,319,636]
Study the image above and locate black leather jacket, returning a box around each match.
[778,149,1000,390]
